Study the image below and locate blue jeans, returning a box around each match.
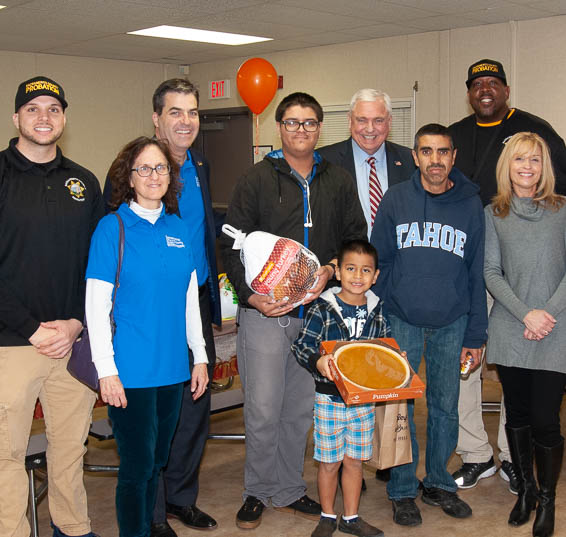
[386,314,466,500]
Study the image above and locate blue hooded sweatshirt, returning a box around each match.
[370,167,487,349]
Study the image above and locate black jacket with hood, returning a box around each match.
[220,151,367,314]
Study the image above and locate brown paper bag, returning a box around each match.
[367,400,412,469]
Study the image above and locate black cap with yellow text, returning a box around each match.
[466,59,507,89]
[15,76,68,112]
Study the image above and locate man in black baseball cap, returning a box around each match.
[465,59,507,89]
[448,59,566,505]
[0,77,103,537]
[14,75,68,112]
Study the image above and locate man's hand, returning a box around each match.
[316,353,335,381]
[460,347,483,371]
[100,375,127,408]
[523,309,556,339]
[191,363,209,400]
[29,325,58,347]
[34,319,83,359]
[303,264,334,306]
[247,293,294,317]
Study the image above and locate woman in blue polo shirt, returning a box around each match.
[85,137,207,537]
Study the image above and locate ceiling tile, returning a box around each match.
[405,14,486,31]
[340,22,424,38]
[463,3,555,23]
[280,0,438,20]
[383,0,511,14]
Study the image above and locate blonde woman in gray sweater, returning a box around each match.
[484,131,566,537]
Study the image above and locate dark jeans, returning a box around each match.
[108,383,183,537]
[497,364,566,447]
[387,314,467,500]
[153,284,217,520]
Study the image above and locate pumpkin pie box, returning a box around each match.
[321,338,425,404]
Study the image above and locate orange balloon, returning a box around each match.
[237,58,278,115]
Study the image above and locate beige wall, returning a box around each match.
[0,51,179,182]
[190,15,566,151]
[0,14,565,185]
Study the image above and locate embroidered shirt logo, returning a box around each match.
[65,178,86,201]
[166,235,185,248]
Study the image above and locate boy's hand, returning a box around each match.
[316,353,335,381]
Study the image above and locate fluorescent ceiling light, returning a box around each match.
[128,25,272,46]
[0,5,6,9]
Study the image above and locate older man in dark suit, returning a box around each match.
[319,89,415,239]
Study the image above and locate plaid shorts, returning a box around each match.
[313,393,375,463]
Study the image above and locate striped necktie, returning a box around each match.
[367,156,383,227]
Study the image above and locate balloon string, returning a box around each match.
[255,114,259,155]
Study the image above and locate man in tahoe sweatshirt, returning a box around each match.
[370,123,487,528]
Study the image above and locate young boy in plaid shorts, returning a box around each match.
[292,240,388,537]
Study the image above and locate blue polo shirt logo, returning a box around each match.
[166,235,185,248]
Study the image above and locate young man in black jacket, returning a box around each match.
[221,92,367,531]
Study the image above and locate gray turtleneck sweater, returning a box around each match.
[484,196,566,373]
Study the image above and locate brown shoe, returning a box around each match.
[338,516,384,537]
[311,517,337,537]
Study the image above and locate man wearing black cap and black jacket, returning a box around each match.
[448,59,566,496]
[0,76,103,537]
[449,59,566,206]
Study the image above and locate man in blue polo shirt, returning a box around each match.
[150,79,221,536]
[104,79,221,537]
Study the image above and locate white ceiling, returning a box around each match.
[0,0,564,65]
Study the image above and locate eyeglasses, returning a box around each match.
[131,164,171,177]
[280,120,320,132]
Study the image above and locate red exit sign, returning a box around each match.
[209,79,231,100]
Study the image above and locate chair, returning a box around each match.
[26,433,48,537]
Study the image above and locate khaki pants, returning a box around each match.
[457,364,509,463]
[456,291,510,464]
[0,346,96,537]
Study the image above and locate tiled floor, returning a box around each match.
[30,372,565,537]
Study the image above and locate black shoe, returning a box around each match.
[338,516,384,537]
[533,440,563,537]
[506,426,538,526]
[391,498,422,526]
[166,504,217,531]
[421,486,472,518]
[311,516,337,537]
[274,494,321,521]
[151,521,177,537]
[236,496,265,530]
[375,469,390,482]
[499,460,519,495]
[452,457,497,488]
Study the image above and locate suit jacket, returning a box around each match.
[102,148,221,325]
[318,137,415,193]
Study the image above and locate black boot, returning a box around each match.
[506,425,538,526]
[532,439,563,537]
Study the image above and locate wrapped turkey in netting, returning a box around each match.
[223,224,320,308]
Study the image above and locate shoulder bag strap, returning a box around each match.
[109,213,125,336]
